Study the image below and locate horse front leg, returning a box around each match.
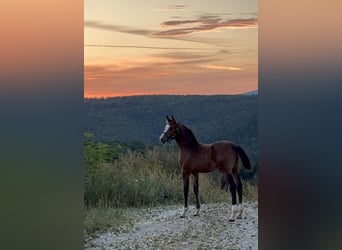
[193,172,200,216]
[180,174,189,218]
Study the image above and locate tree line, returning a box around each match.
[84,94,257,162]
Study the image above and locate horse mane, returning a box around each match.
[178,123,199,147]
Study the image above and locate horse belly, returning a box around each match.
[193,159,216,173]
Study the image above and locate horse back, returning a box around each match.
[211,141,235,163]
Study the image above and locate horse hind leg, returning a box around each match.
[226,173,239,222]
[236,173,244,219]
[230,157,244,220]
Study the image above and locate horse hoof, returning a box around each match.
[180,215,186,218]
[229,218,235,222]
[194,213,200,217]
[236,214,243,219]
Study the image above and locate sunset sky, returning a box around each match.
[84,0,258,98]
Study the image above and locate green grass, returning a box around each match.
[84,207,129,238]
[85,147,257,208]
[84,148,182,208]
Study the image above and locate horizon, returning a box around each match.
[84,0,258,98]
[84,90,258,99]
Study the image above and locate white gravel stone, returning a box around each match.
[85,202,258,250]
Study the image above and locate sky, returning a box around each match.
[84,0,258,98]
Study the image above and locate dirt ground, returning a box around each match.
[85,202,258,250]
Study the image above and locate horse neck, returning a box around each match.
[175,124,199,150]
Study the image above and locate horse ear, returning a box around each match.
[171,115,176,122]
[166,115,170,122]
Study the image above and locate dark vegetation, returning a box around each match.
[84,95,257,208]
[85,95,257,148]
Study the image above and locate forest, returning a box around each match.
[84,95,258,207]
[84,95,257,157]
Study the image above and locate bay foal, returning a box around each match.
[159,116,252,221]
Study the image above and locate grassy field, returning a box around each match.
[84,147,258,238]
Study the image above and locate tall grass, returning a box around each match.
[84,146,257,209]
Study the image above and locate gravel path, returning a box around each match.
[85,202,258,250]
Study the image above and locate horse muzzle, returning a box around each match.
[159,134,167,144]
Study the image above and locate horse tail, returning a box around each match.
[232,144,252,170]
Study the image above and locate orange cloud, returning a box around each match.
[156,17,258,37]
[85,17,257,44]
[200,64,243,71]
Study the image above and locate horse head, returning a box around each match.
[159,115,179,143]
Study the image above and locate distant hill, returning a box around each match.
[84,95,257,161]
[243,90,258,95]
